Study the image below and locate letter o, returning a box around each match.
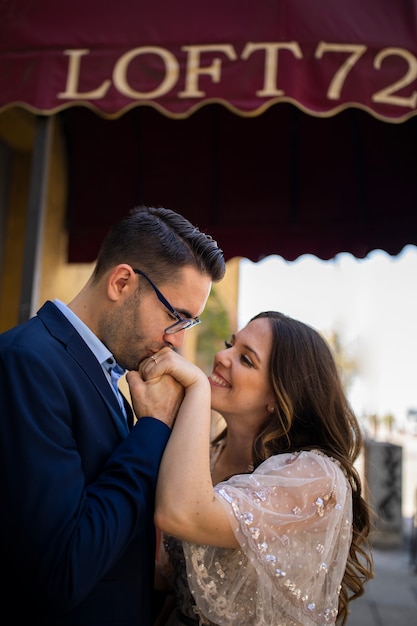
[113,46,179,99]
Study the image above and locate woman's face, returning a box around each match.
[209,317,276,429]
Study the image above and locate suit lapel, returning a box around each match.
[38,302,130,438]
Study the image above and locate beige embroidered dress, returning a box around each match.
[182,450,352,626]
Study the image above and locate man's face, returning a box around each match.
[104,265,212,371]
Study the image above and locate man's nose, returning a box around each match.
[163,329,186,350]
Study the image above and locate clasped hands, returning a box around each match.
[126,347,209,429]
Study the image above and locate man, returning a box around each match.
[0,205,225,625]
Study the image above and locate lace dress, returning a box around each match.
[161,448,352,626]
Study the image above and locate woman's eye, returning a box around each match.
[224,340,253,367]
[241,355,254,367]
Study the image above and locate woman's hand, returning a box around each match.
[151,349,237,547]
[126,348,208,429]
[140,347,209,391]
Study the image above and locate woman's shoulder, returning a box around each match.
[255,449,347,481]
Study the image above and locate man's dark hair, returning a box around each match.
[93,205,226,283]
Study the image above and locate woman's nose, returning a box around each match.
[214,347,231,367]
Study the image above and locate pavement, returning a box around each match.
[347,527,417,625]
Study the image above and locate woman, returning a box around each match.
[130,311,374,626]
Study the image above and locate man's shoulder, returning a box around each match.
[0,300,72,354]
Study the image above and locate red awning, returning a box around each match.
[1,0,416,121]
[1,0,417,263]
[61,103,417,262]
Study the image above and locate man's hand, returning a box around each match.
[126,368,184,430]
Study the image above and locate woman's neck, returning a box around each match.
[211,434,254,485]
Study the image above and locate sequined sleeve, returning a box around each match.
[183,450,352,626]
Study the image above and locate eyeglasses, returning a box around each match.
[133,269,201,334]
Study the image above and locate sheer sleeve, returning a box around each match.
[183,450,352,626]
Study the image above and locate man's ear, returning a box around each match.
[107,264,133,301]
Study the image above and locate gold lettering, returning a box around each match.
[373,47,417,108]
[179,45,237,98]
[57,50,111,99]
[114,46,179,99]
[55,42,417,113]
[241,42,302,96]
[315,42,366,100]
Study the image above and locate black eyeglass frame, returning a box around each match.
[133,269,201,334]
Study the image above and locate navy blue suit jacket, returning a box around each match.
[0,301,171,625]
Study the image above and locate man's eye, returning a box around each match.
[167,310,180,322]
[224,340,232,348]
